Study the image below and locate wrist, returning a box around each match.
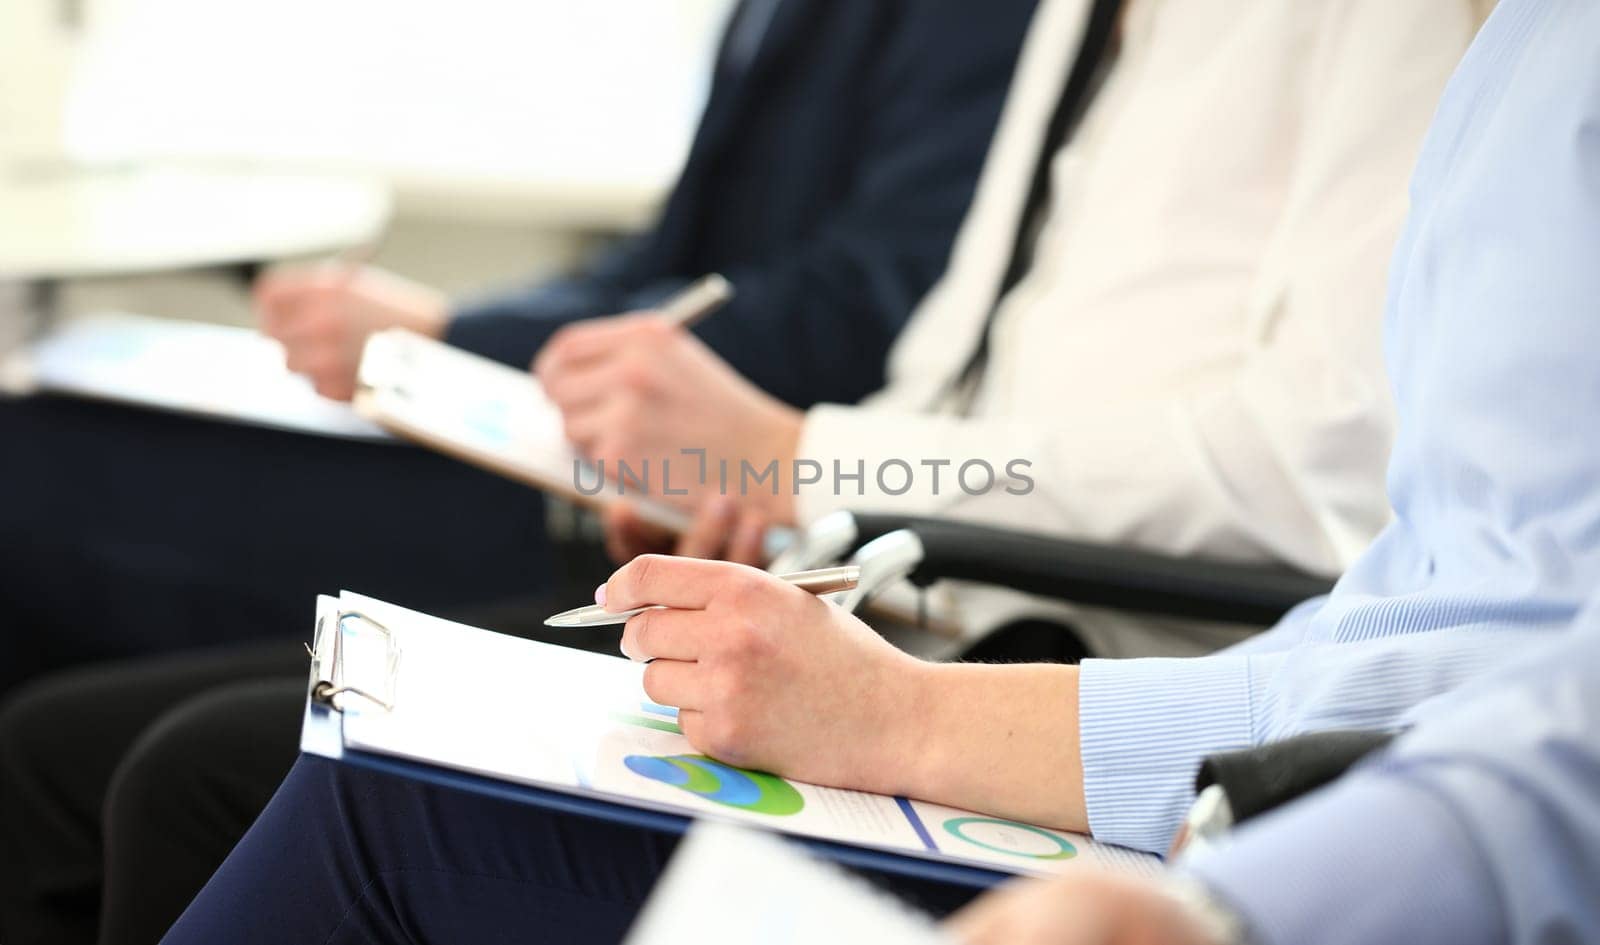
[400,294,451,340]
[857,654,945,798]
[884,662,1088,830]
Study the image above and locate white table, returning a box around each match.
[0,158,391,282]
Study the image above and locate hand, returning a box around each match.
[602,496,770,566]
[255,263,450,401]
[605,555,933,794]
[535,315,804,521]
[948,872,1225,945]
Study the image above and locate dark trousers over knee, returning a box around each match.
[0,596,621,945]
[0,642,307,945]
[0,395,558,694]
[162,756,984,945]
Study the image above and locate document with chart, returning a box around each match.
[354,328,690,531]
[302,592,1158,878]
[0,312,389,440]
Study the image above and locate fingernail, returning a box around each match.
[594,583,608,608]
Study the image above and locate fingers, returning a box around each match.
[560,400,611,456]
[724,508,769,567]
[676,708,709,748]
[675,496,739,558]
[533,313,668,380]
[641,658,703,711]
[944,895,1001,943]
[604,554,760,613]
[944,884,1035,945]
[257,281,345,344]
[603,503,678,564]
[254,264,345,323]
[621,607,708,662]
[312,374,358,402]
[540,359,619,415]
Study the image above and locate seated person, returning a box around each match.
[155,3,1600,938]
[0,1,1481,943]
[0,0,1035,691]
[545,0,1477,661]
[953,591,1600,945]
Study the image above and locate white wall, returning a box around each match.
[0,0,77,157]
[2,0,734,326]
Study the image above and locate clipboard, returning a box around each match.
[353,329,794,554]
[301,593,1159,887]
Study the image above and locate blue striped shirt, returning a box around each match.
[1078,0,1600,855]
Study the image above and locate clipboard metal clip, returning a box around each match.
[310,609,401,713]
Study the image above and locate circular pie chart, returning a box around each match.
[624,754,805,816]
[942,817,1077,860]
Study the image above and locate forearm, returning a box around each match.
[884,662,1087,832]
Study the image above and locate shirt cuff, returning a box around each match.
[1078,654,1271,853]
[1182,777,1501,945]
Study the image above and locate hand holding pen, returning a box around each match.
[255,238,450,402]
[578,555,932,796]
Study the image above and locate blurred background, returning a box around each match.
[0,0,735,343]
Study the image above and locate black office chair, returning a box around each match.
[1166,729,1397,855]
[804,511,1336,661]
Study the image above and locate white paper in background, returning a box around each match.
[1,312,391,441]
[624,822,951,945]
[355,329,707,537]
[356,328,579,480]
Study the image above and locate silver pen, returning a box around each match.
[544,565,860,628]
[657,273,734,328]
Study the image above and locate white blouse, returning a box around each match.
[794,0,1483,651]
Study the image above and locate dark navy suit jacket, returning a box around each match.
[445,0,1038,408]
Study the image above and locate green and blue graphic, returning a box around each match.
[942,817,1077,860]
[624,754,805,816]
[462,399,512,448]
[611,702,683,735]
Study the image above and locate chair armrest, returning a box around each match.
[848,513,1334,626]
[1196,729,1397,824]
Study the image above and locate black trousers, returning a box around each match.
[0,641,307,945]
[0,395,561,696]
[0,603,623,945]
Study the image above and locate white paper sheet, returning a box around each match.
[625,823,951,945]
[1,312,390,440]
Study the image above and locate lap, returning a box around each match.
[0,638,309,803]
[166,755,681,944]
[101,677,309,945]
[0,395,557,688]
[166,756,983,945]
[0,640,310,944]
